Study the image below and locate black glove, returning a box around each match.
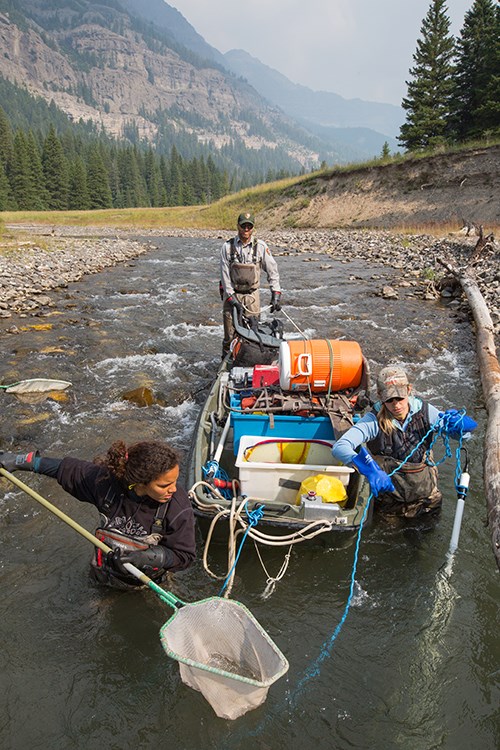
[0,450,40,473]
[227,295,243,313]
[120,545,174,572]
[270,291,282,312]
[106,548,128,575]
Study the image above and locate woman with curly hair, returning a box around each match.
[0,440,196,588]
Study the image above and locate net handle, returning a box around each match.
[0,468,184,611]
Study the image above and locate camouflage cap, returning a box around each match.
[237,211,255,227]
[376,365,409,402]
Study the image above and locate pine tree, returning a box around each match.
[11,130,35,209]
[42,125,69,209]
[116,147,148,207]
[169,146,185,206]
[86,144,113,208]
[0,161,13,211]
[380,142,391,159]
[144,147,162,207]
[450,0,500,140]
[399,0,456,151]
[0,106,14,173]
[68,156,90,210]
[26,130,49,209]
[158,154,168,206]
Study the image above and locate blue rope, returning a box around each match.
[290,492,372,703]
[218,502,265,596]
[290,409,471,702]
[383,410,465,483]
[202,460,233,499]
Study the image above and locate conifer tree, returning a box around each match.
[0,106,14,174]
[158,154,168,206]
[116,147,148,207]
[68,156,90,210]
[144,147,162,207]
[26,130,49,209]
[86,144,113,209]
[11,130,36,210]
[450,0,500,140]
[169,145,185,206]
[399,0,456,151]
[380,141,391,159]
[42,125,69,209]
[0,161,13,211]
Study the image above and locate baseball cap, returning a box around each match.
[237,212,255,227]
[376,365,409,402]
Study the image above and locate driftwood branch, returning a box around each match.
[438,258,500,569]
[469,226,496,264]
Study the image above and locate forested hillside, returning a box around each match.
[0,0,337,191]
[0,88,229,211]
[0,0,497,213]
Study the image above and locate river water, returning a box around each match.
[0,236,498,750]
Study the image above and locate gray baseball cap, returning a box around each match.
[376,365,409,401]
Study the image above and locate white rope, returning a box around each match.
[191,482,335,597]
[281,308,308,339]
[253,541,293,600]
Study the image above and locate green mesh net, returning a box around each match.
[160,596,289,720]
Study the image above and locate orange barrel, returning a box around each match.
[279,339,363,392]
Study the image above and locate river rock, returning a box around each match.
[1,224,498,345]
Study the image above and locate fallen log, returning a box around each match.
[438,259,500,569]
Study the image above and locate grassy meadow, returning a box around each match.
[1,138,498,239]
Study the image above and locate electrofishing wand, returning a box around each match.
[449,447,470,555]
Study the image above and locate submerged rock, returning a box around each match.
[121,386,160,407]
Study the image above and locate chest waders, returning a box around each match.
[229,238,261,295]
[222,238,262,356]
[92,495,170,587]
[367,405,442,517]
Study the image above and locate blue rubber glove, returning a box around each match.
[439,409,477,439]
[351,446,395,498]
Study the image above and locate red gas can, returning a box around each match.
[252,364,280,388]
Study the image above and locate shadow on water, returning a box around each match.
[0,237,498,750]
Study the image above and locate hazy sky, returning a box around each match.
[169,0,474,106]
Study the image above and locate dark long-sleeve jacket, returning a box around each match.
[41,456,196,573]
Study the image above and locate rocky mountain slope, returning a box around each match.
[0,0,409,174]
[0,0,329,172]
[224,48,403,139]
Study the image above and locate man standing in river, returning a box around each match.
[220,211,282,357]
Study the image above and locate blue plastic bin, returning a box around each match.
[231,412,335,455]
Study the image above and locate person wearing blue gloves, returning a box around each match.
[332,365,477,519]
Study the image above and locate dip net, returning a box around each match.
[160,596,289,720]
